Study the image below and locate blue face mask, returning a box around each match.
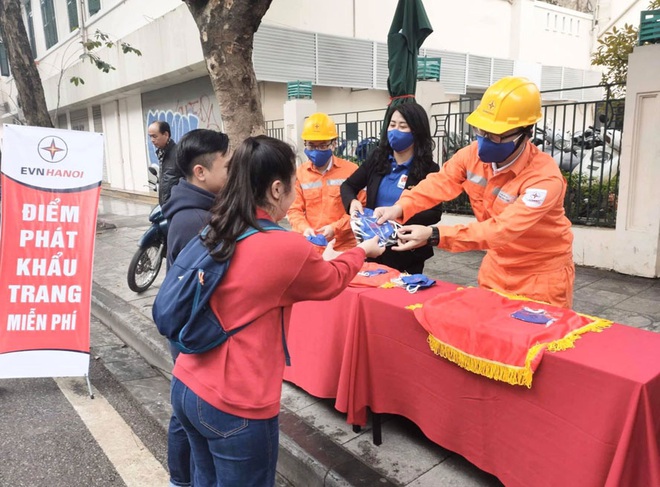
[476,135,517,163]
[304,149,333,168]
[387,129,415,152]
[306,234,329,247]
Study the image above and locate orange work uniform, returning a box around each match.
[287,156,363,251]
[398,141,575,308]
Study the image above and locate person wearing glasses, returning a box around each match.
[340,102,442,273]
[374,77,575,308]
[287,112,364,251]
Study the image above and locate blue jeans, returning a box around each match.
[170,377,279,487]
[169,345,192,487]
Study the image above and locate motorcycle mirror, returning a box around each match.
[148,165,158,177]
[598,113,607,125]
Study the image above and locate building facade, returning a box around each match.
[1,0,657,276]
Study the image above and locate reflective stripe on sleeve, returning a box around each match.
[466,171,487,187]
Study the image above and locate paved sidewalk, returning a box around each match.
[92,192,659,486]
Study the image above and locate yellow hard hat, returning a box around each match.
[466,77,542,134]
[301,113,338,141]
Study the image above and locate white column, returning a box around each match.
[283,99,317,164]
[414,81,446,118]
[613,44,660,277]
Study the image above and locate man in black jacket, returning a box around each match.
[159,128,230,487]
[148,121,182,206]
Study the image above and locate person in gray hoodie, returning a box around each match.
[159,128,230,487]
[162,129,231,269]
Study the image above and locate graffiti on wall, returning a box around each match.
[174,95,222,132]
[145,110,200,164]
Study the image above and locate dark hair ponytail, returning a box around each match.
[203,135,296,261]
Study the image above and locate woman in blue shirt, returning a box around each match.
[340,102,442,273]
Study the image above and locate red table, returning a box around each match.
[283,286,377,398]
[285,284,660,487]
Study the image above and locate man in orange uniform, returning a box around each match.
[375,77,575,307]
[287,113,364,251]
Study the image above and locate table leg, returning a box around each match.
[372,411,382,446]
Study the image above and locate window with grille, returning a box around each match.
[0,41,9,76]
[67,0,78,31]
[23,0,37,59]
[92,105,103,132]
[70,108,89,131]
[40,0,58,49]
[88,0,101,16]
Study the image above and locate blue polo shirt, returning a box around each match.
[374,156,413,208]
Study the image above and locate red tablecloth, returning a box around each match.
[283,286,376,398]
[331,285,660,487]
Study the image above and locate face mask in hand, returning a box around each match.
[387,129,415,152]
[304,149,333,168]
[476,135,520,163]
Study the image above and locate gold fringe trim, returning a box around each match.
[426,316,612,388]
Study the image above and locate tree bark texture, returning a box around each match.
[0,0,53,127]
[184,0,272,145]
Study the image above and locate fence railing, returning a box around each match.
[327,108,387,162]
[265,119,284,141]
[264,84,624,228]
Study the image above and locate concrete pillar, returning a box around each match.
[283,99,317,163]
[612,44,660,277]
[414,81,446,117]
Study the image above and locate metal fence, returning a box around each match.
[327,108,387,163]
[265,119,284,141]
[264,83,624,228]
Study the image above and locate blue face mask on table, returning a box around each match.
[476,135,518,163]
[304,149,333,167]
[387,129,414,152]
[400,274,436,292]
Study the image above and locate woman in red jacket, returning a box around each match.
[170,135,383,487]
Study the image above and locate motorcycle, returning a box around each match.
[571,115,622,183]
[534,125,581,173]
[127,165,169,293]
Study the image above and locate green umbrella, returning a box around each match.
[382,0,433,137]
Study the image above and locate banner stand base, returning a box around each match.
[85,374,95,399]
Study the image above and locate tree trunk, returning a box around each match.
[0,0,53,127]
[184,0,272,145]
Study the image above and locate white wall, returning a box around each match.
[351,0,513,57]
[1,0,600,116]
[265,0,593,69]
[38,4,206,111]
[516,1,594,69]
[261,83,392,123]
[597,0,652,37]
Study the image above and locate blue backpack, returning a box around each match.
[152,220,285,354]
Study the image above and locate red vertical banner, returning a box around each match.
[0,124,104,378]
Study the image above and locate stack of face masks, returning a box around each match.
[350,208,400,247]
